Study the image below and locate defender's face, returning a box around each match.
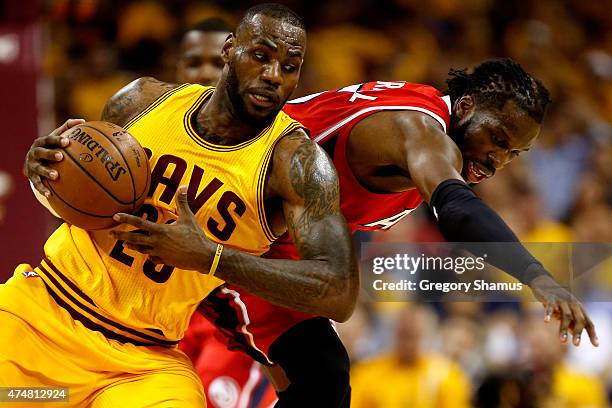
[452,98,540,184]
[223,14,305,124]
[177,30,229,86]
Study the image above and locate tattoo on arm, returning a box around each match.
[101,90,138,126]
[214,132,358,321]
[101,77,177,127]
[286,133,340,255]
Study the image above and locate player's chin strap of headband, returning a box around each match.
[430,178,552,284]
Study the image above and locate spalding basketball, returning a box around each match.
[42,121,150,230]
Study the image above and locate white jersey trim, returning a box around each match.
[220,286,274,365]
[442,95,452,114]
[313,105,449,143]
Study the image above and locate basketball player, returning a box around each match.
[175,18,279,408]
[176,18,232,86]
[7,4,359,407]
[119,59,599,407]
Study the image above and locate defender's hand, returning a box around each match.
[530,274,598,347]
[24,118,85,197]
[111,186,214,271]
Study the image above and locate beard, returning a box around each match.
[226,63,285,128]
[449,115,469,147]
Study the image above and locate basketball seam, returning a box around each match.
[44,179,115,218]
[61,147,132,205]
[133,165,150,204]
[80,124,139,209]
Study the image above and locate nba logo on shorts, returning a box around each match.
[22,271,38,278]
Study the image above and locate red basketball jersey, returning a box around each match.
[273,81,452,258]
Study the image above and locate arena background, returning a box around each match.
[0,0,610,406]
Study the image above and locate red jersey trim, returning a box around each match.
[313,101,451,144]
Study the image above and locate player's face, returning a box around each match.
[223,15,305,126]
[451,97,540,184]
[176,30,229,86]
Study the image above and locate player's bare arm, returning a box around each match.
[24,77,176,197]
[112,129,359,322]
[360,108,598,346]
[217,129,359,321]
[100,77,178,126]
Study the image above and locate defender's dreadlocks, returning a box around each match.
[445,58,552,123]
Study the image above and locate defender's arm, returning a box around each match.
[388,110,597,346]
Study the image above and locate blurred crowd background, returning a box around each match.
[1,0,611,406]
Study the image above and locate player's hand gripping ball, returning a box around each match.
[32,121,150,230]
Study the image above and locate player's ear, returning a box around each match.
[221,34,235,64]
[455,95,475,121]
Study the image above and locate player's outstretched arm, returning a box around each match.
[112,129,359,322]
[386,110,598,347]
[24,77,176,197]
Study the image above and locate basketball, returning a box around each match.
[43,121,150,230]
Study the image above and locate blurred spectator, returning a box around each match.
[176,18,232,86]
[521,314,608,408]
[482,308,520,371]
[336,300,380,363]
[117,1,175,49]
[351,303,472,408]
[67,43,132,120]
[439,315,485,381]
[304,25,395,91]
[527,95,594,221]
[475,371,534,408]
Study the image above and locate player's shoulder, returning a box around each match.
[268,127,337,199]
[272,127,318,164]
[101,77,181,127]
[368,81,451,132]
[113,77,180,105]
[133,76,179,92]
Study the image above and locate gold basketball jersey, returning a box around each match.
[35,84,302,346]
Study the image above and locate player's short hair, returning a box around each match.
[236,3,305,35]
[185,18,233,35]
[445,58,552,123]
